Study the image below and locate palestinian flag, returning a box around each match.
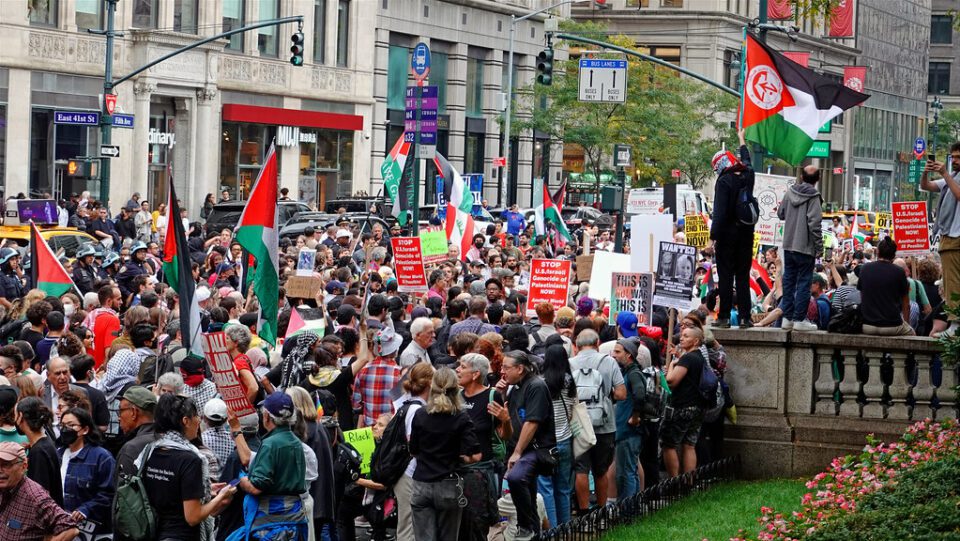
[29,222,78,297]
[741,32,868,165]
[161,179,203,357]
[435,152,475,261]
[535,181,572,242]
[381,134,413,226]
[235,143,279,345]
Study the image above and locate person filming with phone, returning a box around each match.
[921,144,960,336]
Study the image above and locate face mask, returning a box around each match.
[59,427,79,446]
[63,304,75,317]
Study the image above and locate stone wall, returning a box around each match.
[710,328,958,478]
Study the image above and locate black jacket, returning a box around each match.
[72,261,98,295]
[710,145,755,241]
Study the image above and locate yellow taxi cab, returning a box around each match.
[0,199,98,258]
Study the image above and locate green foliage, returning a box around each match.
[931,108,960,155]
[511,20,738,191]
[791,0,843,19]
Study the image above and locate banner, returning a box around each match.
[527,258,571,317]
[874,212,893,234]
[418,228,448,264]
[755,173,796,245]
[653,242,697,310]
[768,0,793,20]
[683,214,709,249]
[891,201,930,255]
[843,66,866,93]
[828,0,854,38]
[343,427,376,474]
[610,272,655,326]
[782,51,810,68]
[390,237,429,293]
[202,333,257,419]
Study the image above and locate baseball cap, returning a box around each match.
[336,229,352,239]
[259,392,294,418]
[203,398,228,422]
[326,280,347,294]
[617,312,639,338]
[0,441,26,462]
[216,262,235,274]
[410,306,430,320]
[0,385,18,415]
[196,286,211,302]
[122,386,158,411]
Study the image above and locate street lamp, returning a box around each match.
[501,0,592,208]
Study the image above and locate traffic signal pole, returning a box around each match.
[93,11,304,205]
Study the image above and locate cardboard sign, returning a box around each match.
[527,258,572,317]
[576,254,594,282]
[390,237,429,292]
[891,201,930,255]
[875,212,893,233]
[343,427,376,474]
[629,214,674,273]
[653,242,697,310]
[418,228,448,264]
[755,173,795,245]
[588,250,631,302]
[202,333,257,419]
[684,214,709,249]
[609,272,655,326]
[285,275,322,299]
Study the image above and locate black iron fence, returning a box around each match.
[539,455,741,541]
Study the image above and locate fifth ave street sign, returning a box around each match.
[578,59,627,103]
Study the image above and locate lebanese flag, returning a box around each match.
[30,222,78,298]
[740,33,868,165]
[235,144,279,345]
[435,152,475,261]
[161,178,203,357]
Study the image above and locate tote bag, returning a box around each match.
[562,394,596,458]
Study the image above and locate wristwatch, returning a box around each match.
[231,430,243,439]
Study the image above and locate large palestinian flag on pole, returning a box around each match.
[30,222,78,297]
[741,32,868,165]
[435,152,475,261]
[235,144,279,345]
[535,181,572,242]
[161,179,203,357]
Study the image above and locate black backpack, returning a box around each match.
[369,401,416,486]
[828,303,862,334]
[735,182,760,226]
[529,328,548,358]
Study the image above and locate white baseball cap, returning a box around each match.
[203,398,228,422]
[196,286,211,302]
[336,229,352,239]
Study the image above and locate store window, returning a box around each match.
[258,0,279,57]
[147,115,176,206]
[337,0,350,67]
[75,0,101,31]
[174,0,198,34]
[929,62,951,95]
[298,129,354,208]
[466,56,484,118]
[30,109,98,199]
[223,0,245,51]
[29,0,57,26]
[387,46,410,111]
[431,51,448,114]
[931,15,954,44]
[220,122,278,200]
[133,0,158,29]
[464,118,485,174]
[313,0,326,64]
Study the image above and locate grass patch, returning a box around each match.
[605,479,807,541]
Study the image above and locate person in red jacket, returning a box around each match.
[86,285,121,368]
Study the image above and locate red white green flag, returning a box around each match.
[235,144,279,345]
[741,33,868,165]
[30,222,78,298]
[435,152,475,261]
[162,178,203,357]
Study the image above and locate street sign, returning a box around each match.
[671,169,682,178]
[404,85,438,146]
[908,159,924,184]
[112,114,135,128]
[613,144,632,167]
[99,145,120,158]
[493,156,507,168]
[103,93,117,115]
[914,137,926,159]
[411,42,431,82]
[806,140,831,158]
[54,111,99,126]
[578,59,627,103]
[833,167,844,174]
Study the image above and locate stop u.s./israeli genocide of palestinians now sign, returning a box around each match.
[891,201,930,256]
[526,259,571,317]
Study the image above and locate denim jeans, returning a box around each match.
[537,437,573,528]
[411,477,465,541]
[615,435,643,501]
[780,250,815,322]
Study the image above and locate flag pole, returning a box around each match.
[738,26,747,131]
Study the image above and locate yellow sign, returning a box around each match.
[684,214,709,249]
[342,427,375,474]
[875,212,892,233]
[753,232,761,256]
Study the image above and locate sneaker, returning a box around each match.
[515,528,536,541]
[793,320,818,332]
[781,319,794,331]
[941,321,960,338]
[739,319,754,329]
[713,318,731,328]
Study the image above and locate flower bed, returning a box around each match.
[732,418,960,541]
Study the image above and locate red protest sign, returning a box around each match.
[891,201,930,256]
[390,237,429,293]
[526,258,571,317]
[202,332,257,419]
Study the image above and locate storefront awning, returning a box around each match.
[222,104,363,131]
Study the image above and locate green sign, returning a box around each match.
[419,229,448,263]
[342,427,375,474]
[806,140,831,158]
[908,159,924,184]
[818,120,832,134]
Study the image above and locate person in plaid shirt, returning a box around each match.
[0,442,78,541]
[201,398,234,471]
[352,327,404,427]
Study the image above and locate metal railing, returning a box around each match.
[539,456,741,541]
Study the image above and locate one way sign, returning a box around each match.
[100,145,120,158]
[578,59,627,103]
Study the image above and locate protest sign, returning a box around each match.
[576,254,594,282]
[527,258,572,317]
[875,212,893,233]
[202,333,257,419]
[390,237,429,293]
[296,248,316,276]
[684,214,709,249]
[285,275,322,299]
[891,201,930,255]
[753,232,761,256]
[589,250,631,302]
[343,427,376,474]
[419,228,448,264]
[609,272,655,326]
[653,242,697,310]
[629,214,673,273]
[754,173,795,244]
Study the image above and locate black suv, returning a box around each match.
[205,200,311,234]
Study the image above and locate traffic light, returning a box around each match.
[536,48,554,85]
[66,159,92,178]
[290,32,304,66]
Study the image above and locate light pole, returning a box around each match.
[502,0,591,208]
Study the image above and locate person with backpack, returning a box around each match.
[709,129,757,329]
[663,326,709,477]
[569,329,625,513]
[777,165,824,332]
[528,303,572,358]
[612,338,649,501]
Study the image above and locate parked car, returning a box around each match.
[323,198,385,215]
[205,200,310,234]
[279,214,393,241]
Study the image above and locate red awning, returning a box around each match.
[222,104,363,131]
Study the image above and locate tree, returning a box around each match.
[932,108,960,155]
